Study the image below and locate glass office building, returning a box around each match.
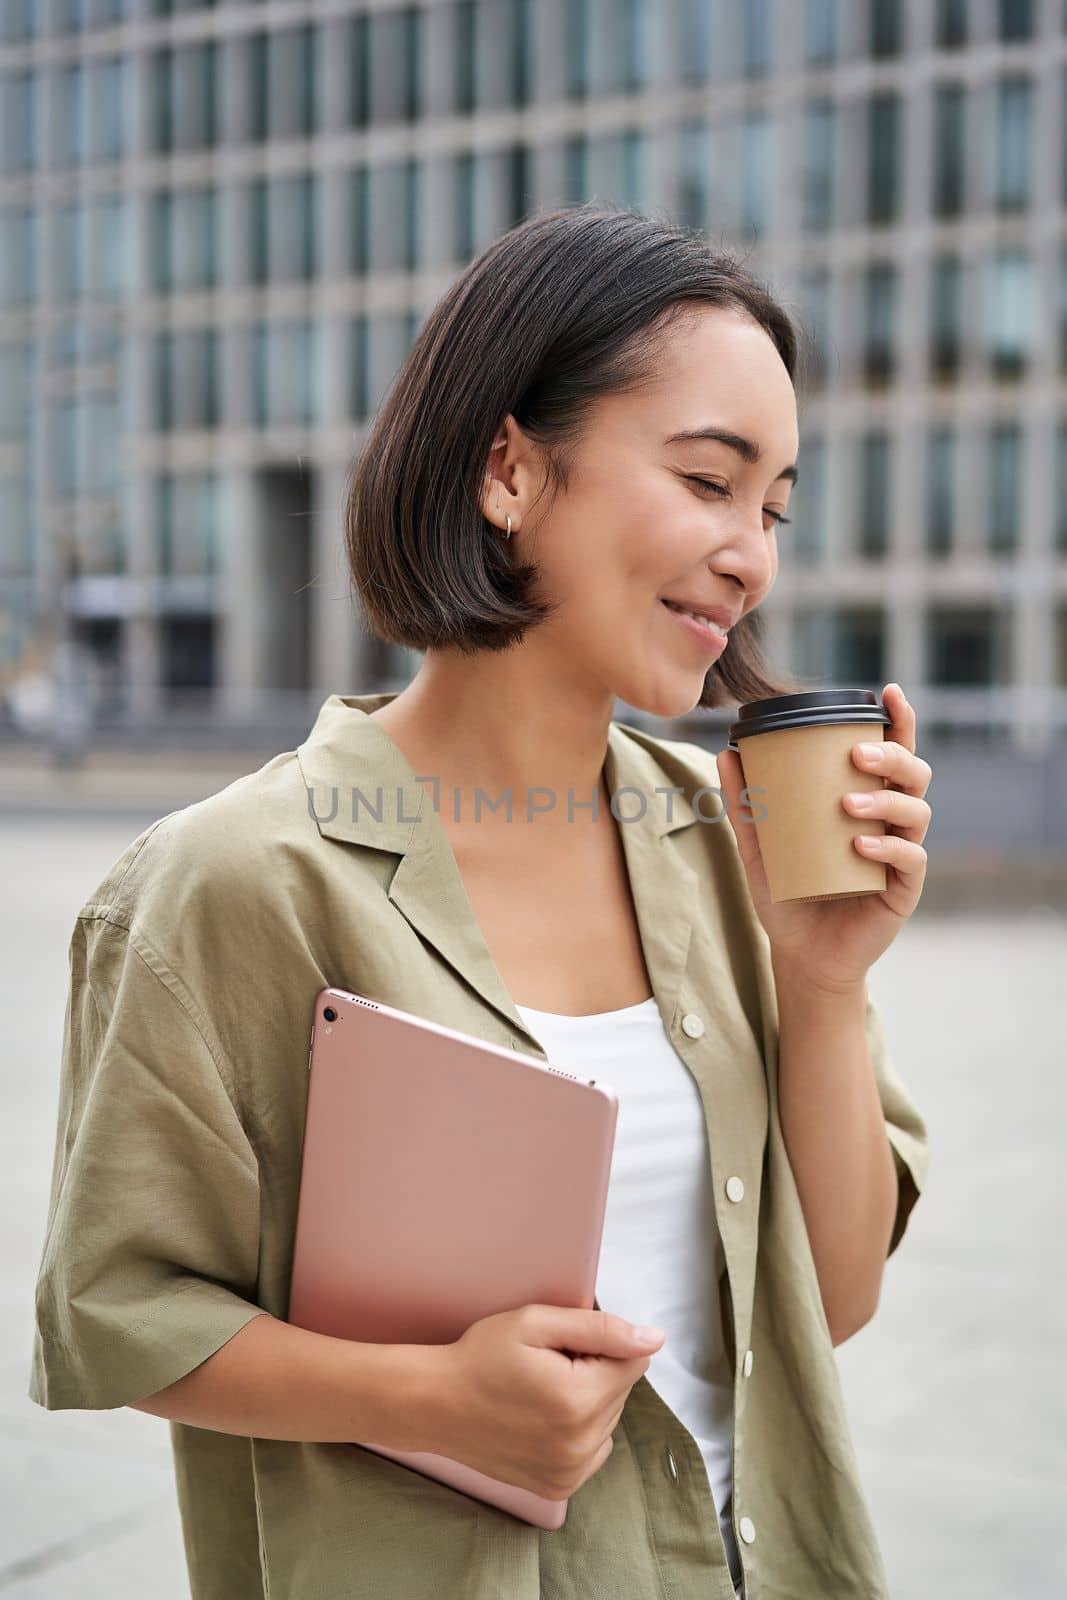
[2,0,1066,750]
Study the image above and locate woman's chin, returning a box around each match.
[619,673,708,723]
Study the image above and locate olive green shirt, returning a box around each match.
[28,691,928,1600]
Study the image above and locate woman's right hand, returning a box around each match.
[423,1304,665,1501]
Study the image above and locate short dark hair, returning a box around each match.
[344,203,799,709]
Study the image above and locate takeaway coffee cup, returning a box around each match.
[727,689,893,904]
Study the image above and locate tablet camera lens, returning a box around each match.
[323,1006,337,1022]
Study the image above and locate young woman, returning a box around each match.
[30,205,930,1600]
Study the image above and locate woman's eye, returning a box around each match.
[685,476,792,528]
[686,476,730,499]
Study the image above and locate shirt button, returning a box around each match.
[681,1012,705,1038]
[725,1175,745,1203]
[738,1515,757,1544]
[742,1349,754,1377]
[664,1445,679,1482]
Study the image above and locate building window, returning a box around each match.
[802,100,835,233]
[925,426,956,559]
[272,174,318,282]
[55,201,84,301]
[863,261,896,386]
[0,2,35,42]
[867,93,899,226]
[85,195,131,300]
[740,110,770,238]
[510,0,532,105]
[869,0,901,59]
[564,0,591,100]
[177,41,216,151]
[249,180,268,286]
[86,57,126,163]
[935,0,967,48]
[52,396,80,499]
[508,143,530,227]
[83,395,120,497]
[987,422,1022,554]
[250,25,316,141]
[366,312,416,414]
[927,606,1009,686]
[369,160,419,272]
[1055,422,1067,553]
[161,617,216,698]
[563,135,588,203]
[55,62,84,169]
[453,151,476,260]
[163,187,218,294]
[252,320,318,429]
[454,1,476,113]
[402,159,419,269]
[0,208,37,308]
[178,329,219,433]
[0,344,32,441]
[929,254,962,382]
[932,84,966,218]
[835,609,886,684]
[988,248,1034,380]
[678,0,711,85]
[998,0,1033,41]
[0,475,32,576]
[788,433,827,565]
[742,0,771,79]
[620,0,652,92]
[0,71,35,175]
[797,264,832,389]
[156,328,219,432]
[158,470,219,576]
[350,315,369,420]
[621,129,646,211]
[350,168,369,275]
[794,607,886,685]
[272,25,315,139]
[804,0,837,65]
[248,33,268,141]
[858,430,891,558]
[348,14,370,128]
[995,77,1032,212]
[677,118,709,230]
[399,7,420,121]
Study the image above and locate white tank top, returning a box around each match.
[514,996,743,1596]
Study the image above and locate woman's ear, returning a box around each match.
[478,415,533,531]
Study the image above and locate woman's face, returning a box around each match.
[497,306,800,720]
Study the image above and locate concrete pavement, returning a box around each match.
[1,810,1064,1597]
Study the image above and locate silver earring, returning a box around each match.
[504,514,512,542]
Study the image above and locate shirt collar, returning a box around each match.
[296,692,707,1042]
[296,691,704,851]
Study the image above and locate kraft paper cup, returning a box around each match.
[727,689,892,904]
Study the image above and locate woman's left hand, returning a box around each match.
[715,683,932,993]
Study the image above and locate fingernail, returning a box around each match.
[858,835,882,850]
[635,1325,665,1344]
[857,743,883,763]
[847,792,874,811]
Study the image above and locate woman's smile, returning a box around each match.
[660,597,731,659]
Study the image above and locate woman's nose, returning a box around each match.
[710,514,775,597]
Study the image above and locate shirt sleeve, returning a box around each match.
[865,995,928,1259]
[28,911,268,1411]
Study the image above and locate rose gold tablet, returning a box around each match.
[286,986,619,1531]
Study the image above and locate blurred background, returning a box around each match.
[1,1,1064,1597]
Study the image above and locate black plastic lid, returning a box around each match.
[727,688,891,746]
